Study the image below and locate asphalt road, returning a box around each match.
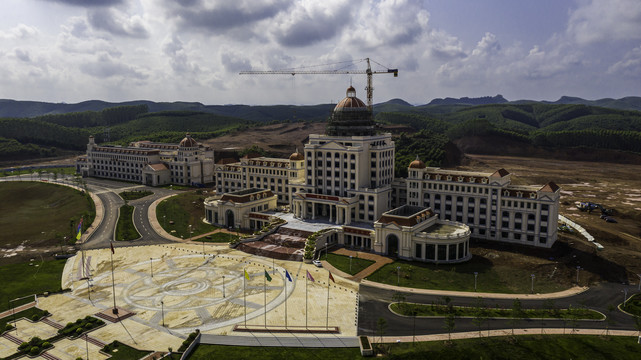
[358,282,641,336]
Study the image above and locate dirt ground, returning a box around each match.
[459,154,641,285]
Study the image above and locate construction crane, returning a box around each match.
[239,58,398,111]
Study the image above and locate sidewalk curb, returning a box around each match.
[360,279,589,299]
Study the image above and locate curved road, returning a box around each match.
[358,282,640,336]
[80,177,176,249]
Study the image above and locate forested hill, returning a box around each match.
[376,102,641,159]
[2,95,641,119]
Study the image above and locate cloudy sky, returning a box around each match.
[1,0,640,105]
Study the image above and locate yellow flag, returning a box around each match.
[244,269,249,280]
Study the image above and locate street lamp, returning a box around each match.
[188,225,192,241]
[474,272,478,292]
[623,288,629,306]
[637,274,641,291]
[163,215,166,228]
[222,276,226,298]
[397,266,401,286]
[161,300,165,327]
[530,274,535,294]
[85,334,89,360]
[576,266,581,285]
[150,258,153,278]
[349,255,353,273]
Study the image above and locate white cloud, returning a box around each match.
[0,24,39,40]
[607,45,641,78]
[87,8,150,38]
[567,0,641,45]
[80,52,148,79]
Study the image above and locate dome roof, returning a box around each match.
[289,148,304,161]
[179,133,198,148]
[334,86,367,111]
[409,156,425,169]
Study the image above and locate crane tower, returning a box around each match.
[239,58,398,111]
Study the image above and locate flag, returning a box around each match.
[264,270,272,282]
[244,269,250,281]
[306,270,315,282]
[76,218,83,233]
[110,242,115,254]
[76,227,82,240]
[328,271,335,283]
[285,270,293,282]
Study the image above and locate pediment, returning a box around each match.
[318,141,347,150]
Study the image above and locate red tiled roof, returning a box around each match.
[490,168,510,177]
[540,182,560,193]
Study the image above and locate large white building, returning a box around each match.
[211,86,561,261]
[77,133,214,186]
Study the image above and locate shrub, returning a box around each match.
[76,327,84,334]
[30,346,40,355]
[32,314,41,321]
[42,341,51,348]
[5,324,13,332]
[19,342,29,350]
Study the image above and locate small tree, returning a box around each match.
[376,317,387,354]
[443,312,456,343]
[392,291,407,312]
[634,315,641,337]
[606,304,616,336]
[472,297,488,338]
[509,298,522,335]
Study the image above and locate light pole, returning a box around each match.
[623,288,629,306]
[576,266,581,285]
[530,274,535,294]
[163,215,166,228]
[637,274,641,291]
[349,256,353,273]
[85,334,89,360]
[397,266,401,286]
[474,272,478,292]
[188,225,192,242]
[222,276,225,298]
[150,258,153,278]
[161,300,165,327]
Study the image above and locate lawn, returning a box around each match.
[101,341,151,360]
[390,303,604,320]
[366,257,568,294]
[0,307,49,331]
[199,232,239,243]
[115,205,140,241]
[0,259,67,312]
[0,182,94,248]
[622,294,641,316]
[319,253,375,275]
[188,344,363,360]
[156,191,220,238]
[380,335,641,360]
[119,190,153,201]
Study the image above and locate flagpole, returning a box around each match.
[110,242,117,314]
[284,275,288,329]
[326,273,330,330]
[244,269,247,328]
[264,275,267,328]
[305,273,308,329]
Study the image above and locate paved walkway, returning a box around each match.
[375,328,640,343]
[201,334,359,347]
[331,248,394,281]
[361,279,589,299]
[0,301,36,319]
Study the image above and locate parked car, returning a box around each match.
[312,260,322,267]
[605,217,618,223]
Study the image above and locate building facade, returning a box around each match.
[77,134,214,186]
[210,86,561,254]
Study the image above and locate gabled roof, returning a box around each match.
[146,163,168,172]
[490,168,510,178]
[540,182,560,193]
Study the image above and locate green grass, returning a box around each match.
[0,307,49,331]
[390,303,604,320]
[622,294,641,316]
[366,258,568,294]
[156,191,220,238]
[319,253,375,275]
[199,232,239,243]
[188,344,363,360]
[115,205,140,241]
[0,259,67,312]
[119,190,153,201]
[381,335,641,360]
[0,167,76,178]
[101,341,151,360]
[0,182,94,248]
